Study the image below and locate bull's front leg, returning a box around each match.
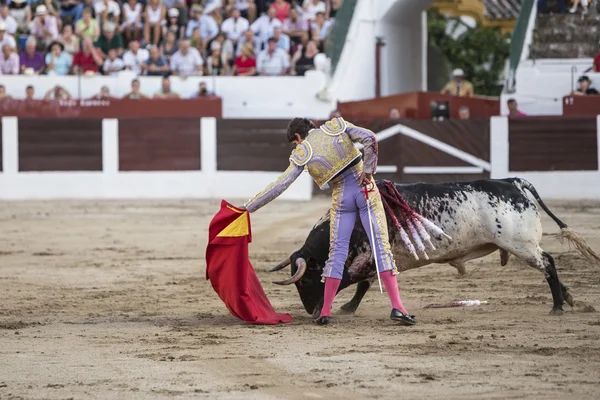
[339,280,372,314]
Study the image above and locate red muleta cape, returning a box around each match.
[205,200,293,324]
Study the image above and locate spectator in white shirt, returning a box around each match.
[0,43,19,74]
[302,0,326,21]
[251,7,282,44]
[226,0,256,23]
[0,22,16,50]
[256,37,289,76]
[311,12,333,44]
[185,4,219,41]
[0,4,18,35]
[170,39,203,77]
[94,0,121,24]
[29,5,59,48]
[103,48,125,76]
[221,8,249,45]
[122,39,149,75]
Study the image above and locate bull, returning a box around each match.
[269,178,600,317]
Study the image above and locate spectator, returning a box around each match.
[206,41,226,75]
[458,105,470,120]
[59,0,83,25]
[170,39,203,77]
[72,36,103,74]
[162,0,187,26]
[160,30,179,61]
[329,109,340,118]
[122,39,149,75]
[310,12,332,45]
[8,0,31,35]
[20,37,45,74]
[0,43,19,74]
[0,84,12,100]
[185,4,218,44]
[193,81,211,97]
[441,68,474,97]
[45,40,72,75]
[144,0,166,46]
[0,4,17,35]
[203,0,223,24]
[75,7,100,41]
[123,78,148,99]
[572,75,598,95]
[233,42,256,76]
[283,7,308,46]
[227,0,256,23]
[270,0,290,23]
[142,45,169,75]
[236,28,261,56]
[256,37,289,76]
[31,0,61,19]
[25,85,35,100]
[507,98,526,117]
[537,0,565,13]
[0,22,16,50]
[121,0,142,43]
[251,7,281,44]
[569,0,588,14]
[303,0,326,21]
[43,84,71,100]
[102,47,124,75]
[59,23,80,55]
[90,85,115,99]
[164,8,184,40]
[190,27,203,52]
[388,108,400,121]
[153,76,180,98]
[94,0,121,25]
[211,32,235,66]
[327,0,341,19]
[290,39,317,76]
[221,8,249,46]
[590,46,600,73]
[29,5,59,48]
[95,22,124,58]
[271,26,290,53]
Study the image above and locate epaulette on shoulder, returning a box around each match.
[320,117,347,136]
[289,141,313,166]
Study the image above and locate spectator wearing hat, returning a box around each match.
[143,0,166,46]
[102,48,125,75]
[0,43,19,74]
[29,5,59,48]
[0,4,17,35]
[45,40,72,75]
[123,79,148,99]
[93,0,121,25]
[122,39,149,75]
[283,7,308,47]
[121,0,143,43]
[170,39,203,77]
[94,21,124,58]
[8,0,31,35]
[441,68,474,97]
[164,8,184,40]
[20,37,46,74]
[72,36,103,74]
[185,4,218,43]
[251,7,281,45]
[31,0,61,20]
[233,42,256,76]
[0,22,16,50]
[162,0,187,25]
[256,36,289,76]
[572,75,599,96]
[221,8,249,47]
[142,44,169,76]
[75,7,100,41]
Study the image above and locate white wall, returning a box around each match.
[0,71,335,119]
[0,116,313,201]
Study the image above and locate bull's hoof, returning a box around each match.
[549,308,564,316]
[565,292,575,307]
[339,302,357,314]
[315,316,330,326]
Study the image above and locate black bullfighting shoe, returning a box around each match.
[315,316,330,326]
[390,309,416,326]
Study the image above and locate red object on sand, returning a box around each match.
[205,200,293,324]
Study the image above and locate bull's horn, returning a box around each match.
[269,254,292,272]
[273,258,307,285]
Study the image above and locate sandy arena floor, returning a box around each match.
[1,197,600,399]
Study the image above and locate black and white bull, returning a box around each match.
[269,178,600,317]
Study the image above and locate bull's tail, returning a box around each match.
[511,178,600,266]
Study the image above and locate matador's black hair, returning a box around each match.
[286,118,316,143]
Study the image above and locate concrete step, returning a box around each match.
[530,42,598,58]
[534,26,599,43]
[536,13,599,28]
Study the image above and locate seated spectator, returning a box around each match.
[233,42,255,76]
[302,0,326,21]
[226,0,256,23]
[8,0,31,35]
[221,8,249,47]
[45,40,72,75]
[569,0,588,14]
[95,22,124,58]
[0,43,19,74]
[283,8,308,46]
[90,85,115,99]
[122,39,149,75]
[389,107,400,121]
[144,0,166,46]
[121,0,143,43]
[537,0,566,13]
[185,4,218,44]
[75,7,100,41]
[123,78,148,99]
[102,48,124,75]
[29,5,59,48]
[271,26,290,53]
[162,0,187,26]
[458,105,470,120]
[160,30,179,62]
[31,0,60,19]
[327,0,341,19]
[20,37,45,74]
[170,39,203,77]
[142,44,169,75]
[72,36,103,74]
[572,75,598,95]
[192,81,211,97]
[251,7,281,44]
[290,39,317,76]
[43,84,71,100]
[59,24,80,55]
[236,29,261,56]
[0,4,18,35]
[212,32,235,65]
[0,22,16,50]
[270,0,290,23]
[310,12,332,44]
[0,84,12,100]
[25,85,35,100]
[164,8,184,40]
[190,27,203,52]
[94,0,121,25]
[206,41,226,75]
[59,0,84,25]
[153,76,180,98]
[441,68,474,97]
[203,0,224,24]
[507,98,526,117]
[256,37,289,76]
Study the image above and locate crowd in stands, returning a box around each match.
[0,0,340,77]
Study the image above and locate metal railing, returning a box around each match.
[324,0,358,75]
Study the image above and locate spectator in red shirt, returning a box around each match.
[270,0,290,22]
[507,98,527,117]
[233,42,256,76]
[72,36,103,74]
[591,50,600,73]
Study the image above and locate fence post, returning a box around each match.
[201,117,217,174]
[2,117,19,175]
[490,116,509,179]
[102,118,119,174]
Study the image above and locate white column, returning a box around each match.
[2,117,19,175]
[102,118,119,174]
[201,117,217,174]
[421,10,428,91]
[490,116,509,179]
